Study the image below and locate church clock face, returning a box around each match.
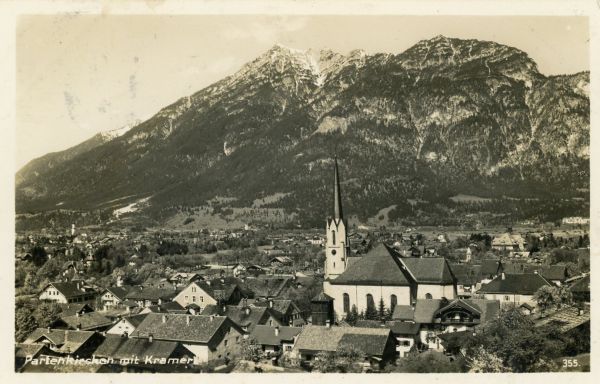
[331,249,337,255]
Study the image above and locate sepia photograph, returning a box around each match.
[4,0,596,378]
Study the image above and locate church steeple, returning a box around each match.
[333,157,343,220]
[325,157,349,280]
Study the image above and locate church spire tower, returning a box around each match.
[325,157,350,280]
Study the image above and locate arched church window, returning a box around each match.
[390,295,397,311]
[343,293,350,313]
[425,293,433,299]
[331,230,336,245]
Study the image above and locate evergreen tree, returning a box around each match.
[15,306,38,342]
[345,305,359,325]
[378,297,387,321]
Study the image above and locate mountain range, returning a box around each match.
[16,36,590,228]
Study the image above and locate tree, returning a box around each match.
[533,286,559,315]
[556,285,573,307]
[34,302,61,328]
[30,245,48,267]
[345,305,359,325]
[15,306,38,342]
[468,346,511,373]
[313,345,365,373]
[377,297,388,321]
[241,337,263,362]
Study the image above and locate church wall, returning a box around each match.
[416,284,456,300]
[324,281,411,319]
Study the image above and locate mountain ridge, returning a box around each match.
[16,36,589,227]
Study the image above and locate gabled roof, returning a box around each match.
[201,305,272,332]
[94,334,189,361]
[293,325,392,356]
[58,303,94,317]
[103,286,131,301]
[15,343,48,359]
[125,286,179,301]
[477,273,552,295]
[480,260,503,276]
[24,329,97,354]
[242,277,290,298]
[391,305,414,321]
[251,325,302,346]
[539,265,568,281]
[398,257,456,284]
[58,312,113,330]
[130,313,241,345]
[354,319,420,335]
[569,275,590,293]
[121,314,149,328]
[449,264,482,285]
[312,292,334,302]
[43,282,89,299]
[331,244,412,286]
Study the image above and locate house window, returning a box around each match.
[224,340,228,347]
[343,293,350,313]
[390,295,397,311]
[504,296,510,301]
[236,336,240,343]
[201,296,204,302]
[192,286,196,293]
[192,296,196,302]
[425,293,433,299]
[366,294,375,312]
[185,296,189,301]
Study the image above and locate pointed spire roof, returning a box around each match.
[333,157,343,220]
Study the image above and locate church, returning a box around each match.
[321,159,457,320]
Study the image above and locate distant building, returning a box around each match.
[251,325,302,355]
[561,216,590,225]
[491,233,527,251]
[39,281,96,304]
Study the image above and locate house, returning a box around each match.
[477,272,553,308]
[130,313,245,364]
[23,328,104,357]
[242,277,291,299]
[200,303,281,333]
[124,286,179,308]
[249,298,306,327]
[52,312,114,331]
[538,265,568,286]
[100,286,132,309]
[534,304,590,333]
[355,320,420,358]
[39,281,96,304]
[292,325,397,368]
[173,279,243,311]
[251,325,302,355]
[569,275,590,303]
[449,264,482,297]
[491,233,526,251]
[479,260,504,283]
[106,314,148,336]
[168,272,204,287]
[390,298,500,352]
[93,334,195,368]
[269,256,293,267]
[15,343,51,371]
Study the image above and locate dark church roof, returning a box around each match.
[331,243,456,286]
[330,244,412,286]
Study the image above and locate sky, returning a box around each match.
[16,15,589,170]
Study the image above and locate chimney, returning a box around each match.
[245,307,250,315]
[47,327,51,333]
[578,308,584,316]
[75,312,80,317]
[76,324,81,331]
[325,319,331,328]
[210,315,215,322]
[269,299,273,308]
[186,315,191,326]
[501,273,506,280]
[149,334,153,343]
[162,315,167,323]
[274,326,280,336]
